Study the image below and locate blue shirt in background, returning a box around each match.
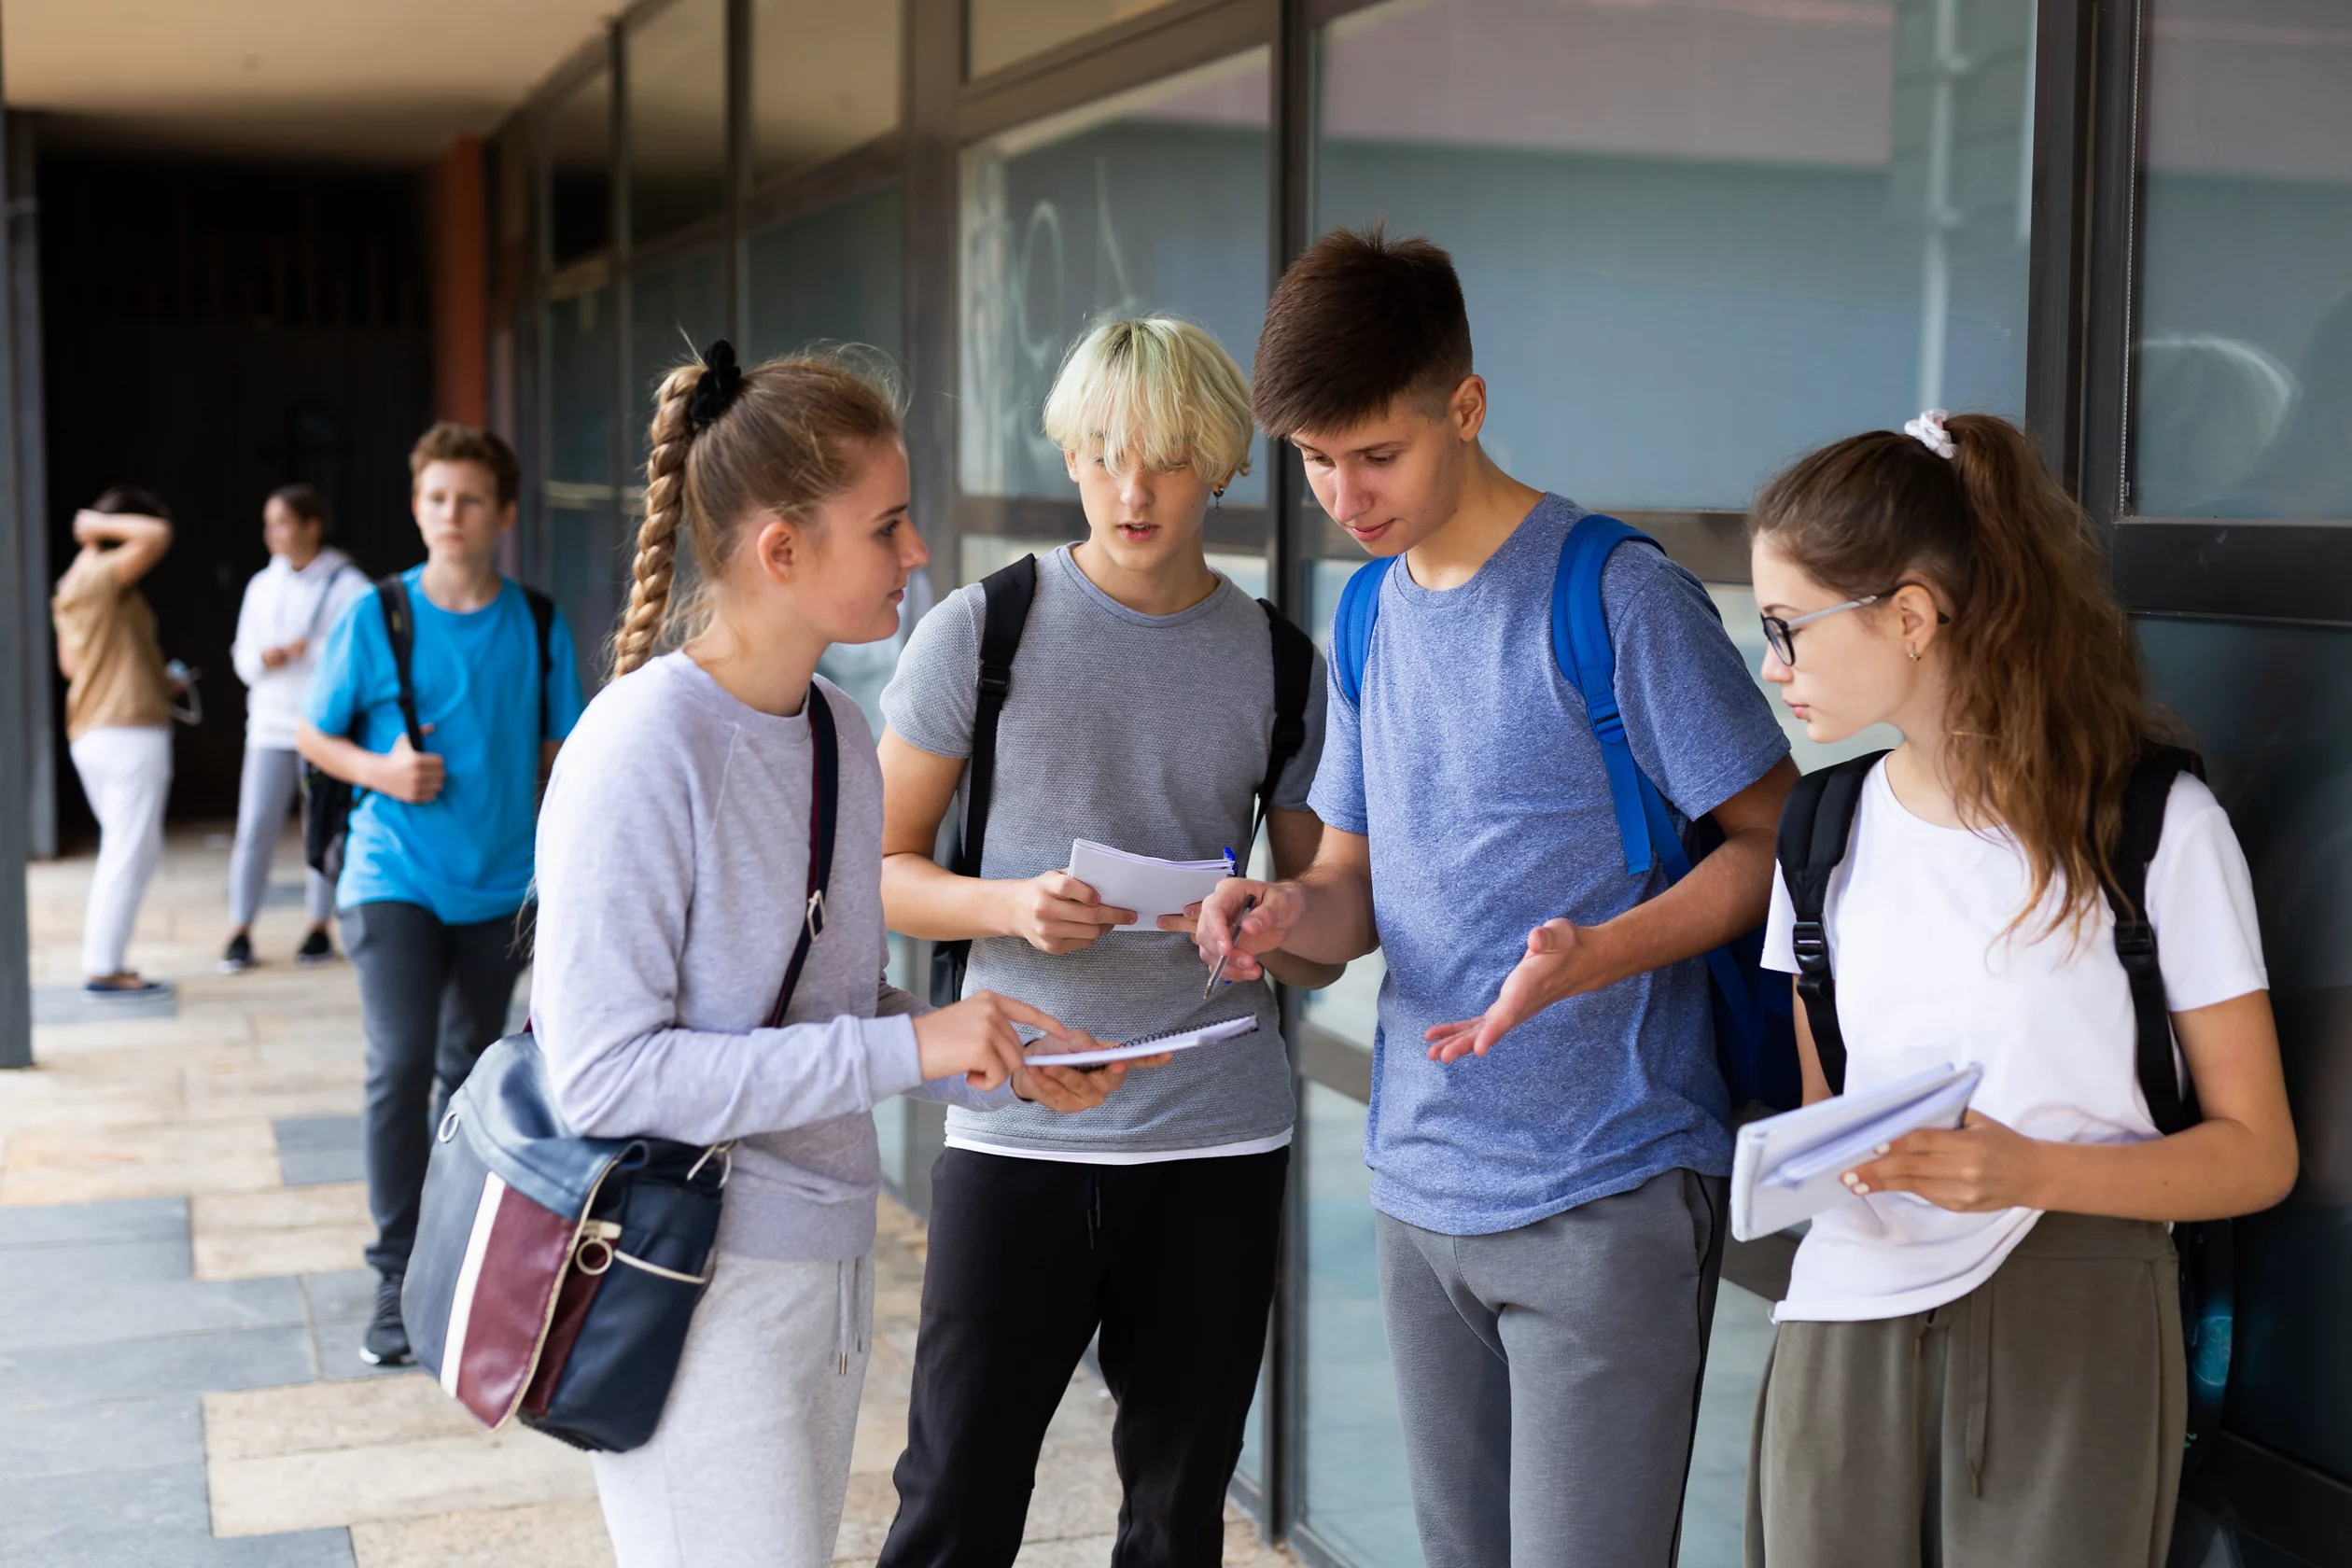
[1309,494,1789,1236]
[307,568,585,925]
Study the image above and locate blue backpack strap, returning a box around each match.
[1554,513,1769,1054]
[1331,555,1397,708]
[1551,513,1661,875]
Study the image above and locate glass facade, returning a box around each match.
[490,3,2352,1562]
[958,49,1271,507]
[749,0,901,188]
[2134,0,2352,521]
[1317,0,2033,510]
[626,0,728,246]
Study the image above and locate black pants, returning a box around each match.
[343,899,533,1276]
[878,1145,1290,1568]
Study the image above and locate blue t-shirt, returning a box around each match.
[307,569,586,925]
[1309,495,1790,1236]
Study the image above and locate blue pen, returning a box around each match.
[1223,847,1238,876]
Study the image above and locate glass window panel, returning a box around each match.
[968,0,1184,79]
[629,249,728,476]
[1236,1350,1267,1488]
[628,0,728,246]
[2135,615,2352,1483]
[959,49,1271,507]
[745,186,904,367]
[1315,0,2033,511]
[751,0,901,187]
[546,506,623,697]
[1301,1082,1421,1568]
[549,285,615,487]
[548,67,613,265]
[2135,1,2352,520]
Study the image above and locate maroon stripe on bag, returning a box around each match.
[454,1184,576,1423]
[523,1263,606,1417]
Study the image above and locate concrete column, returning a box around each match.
[432,135,489,427]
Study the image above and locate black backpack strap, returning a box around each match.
[1253,598,1316,852]
[768,686,839,1027]
[523,585,557,741]
[374,575,427,752]
[934,555,1038,1000]
[2106,745,2204,1136]
[1774,750,1889,1095]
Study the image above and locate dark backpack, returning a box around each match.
[303,575,557,876]
[1330,511,1801,1111]
[1777,743,2233,1459]
[928,553,1316,1006]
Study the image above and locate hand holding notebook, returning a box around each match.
[1730,1062,1983,1240]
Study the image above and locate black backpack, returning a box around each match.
[928,553,1316,1006]
[1778,743,2233,1460]
[304,575,556,876]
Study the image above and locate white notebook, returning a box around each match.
[1019,1015,1260,1069]
[1729,1062,1983,1241]
[1067,838,1234,931]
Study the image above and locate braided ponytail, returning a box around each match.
[607,343,903,679]
[613,363,703,677]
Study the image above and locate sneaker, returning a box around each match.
[84,975,168,997]
[295,929,335,967]
[359,1271,412,1366]
[218,933,255,973]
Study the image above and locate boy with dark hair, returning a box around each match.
[298,422,585,1366]
[1200,226,1797,1564]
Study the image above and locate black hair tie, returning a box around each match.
[686,340,743,432]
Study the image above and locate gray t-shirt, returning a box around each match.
[882,546,1327,1156]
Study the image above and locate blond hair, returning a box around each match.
[1041,316,1254,485]
[611,349,901,678]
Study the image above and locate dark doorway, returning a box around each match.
[39,150,435,834]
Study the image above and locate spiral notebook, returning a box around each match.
[1729,1062,1983,1241]
[1019,1015,1259,1069]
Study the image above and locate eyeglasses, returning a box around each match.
[1760,590,1950,667]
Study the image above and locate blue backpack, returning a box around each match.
[1330,511,1802,1112]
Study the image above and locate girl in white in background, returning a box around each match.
[1743,411,2299,1567]
[530,343,1144,1568]
[221,483,368,973]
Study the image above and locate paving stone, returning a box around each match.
[0,1273,307,1353]
[0,1194,187,1246]
[0,1326,319,1410]
[349,1500,615,1568]
[31,982,179,1025]
[204,1375,483,1463]
[193,1183,371,1281]
[302,1269,379,1320]
[0,1117,280,1206]
[0,1233,195,1291]
[0,1392,205,1479]
[311,1315,415,1382]
[275,1116,363,1186]
[208,1426,598,1537]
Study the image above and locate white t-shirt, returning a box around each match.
[1761,760,2266,1323]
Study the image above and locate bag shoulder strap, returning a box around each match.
[1550,511,1668,875]
[1253,598,1316,850]
[2106,744,2204,1135]
[1331,555,1396,708]
[1774,749,1891,1095]
[955,554,1038,882]
[305,561,357,643]
[374,574,426,751]
[522,585,556,740]
[766,686,840,1028]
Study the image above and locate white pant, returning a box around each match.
[69,725,174,977]
[228,746,332,927]
[592,1252,872,1568]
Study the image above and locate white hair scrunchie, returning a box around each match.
[1905,409,1957,460]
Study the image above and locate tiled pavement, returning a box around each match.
[3,831,1288,1568]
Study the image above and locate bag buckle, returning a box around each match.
[805,889,828,942]
[977,664,1013,699]
[1790,920,1829,970]
[2114,917,2157,962]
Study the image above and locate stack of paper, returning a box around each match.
[1067,839,1234,931]
[1729,1062,1983,1240]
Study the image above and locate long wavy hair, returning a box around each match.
[1750,413,2153,940]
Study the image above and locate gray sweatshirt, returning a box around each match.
[530,652,1007,1260]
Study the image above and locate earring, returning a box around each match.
[1212,486,1224,511]
[1907,647,1920,661]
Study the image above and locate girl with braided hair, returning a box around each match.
[529,343,1141,1568]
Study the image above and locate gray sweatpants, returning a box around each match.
[1377,1167,1728,1568]
[593,1250,873,1568]
[228,746,333,928]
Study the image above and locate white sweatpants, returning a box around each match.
[592,1251,873,1568]
[228,746,333,927]
[68,725,174,977]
